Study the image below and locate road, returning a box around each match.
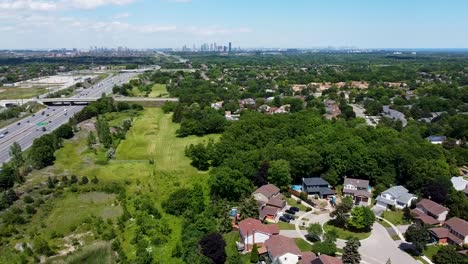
[0,72,139,164]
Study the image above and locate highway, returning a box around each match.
[0,72,139,164]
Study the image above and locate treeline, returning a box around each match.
[186,111,467,219]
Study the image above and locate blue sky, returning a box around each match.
[0,0,467,49]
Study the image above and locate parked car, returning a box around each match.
[283,214,295,220]
[290,206,300,212]
[42,127,46,132]
[279,216,290,223]
[285,209,296,215]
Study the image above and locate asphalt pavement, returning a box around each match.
[0,72,138,164]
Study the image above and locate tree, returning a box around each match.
[423,183,448,204]
[267,159,292,190]
[307,223,323,242]
[239,196,259,220]
[330,196,353,227]
[80,176,89,185]
[54,123,74,139]
[311,241,337,256]
[199,233,227,264]
[70,175,78,184]
[9,142,24,169]
[253,161,269,187]
[342,237,361,264]
[433,245,468,264]
[404,223,430,254]
[185,143,211,170]
[250,244,259,263]
[96,117,112,148]
[87,131,97,147]
[347,206,375,231]
[33,236,53,256]
[324,229,338,243]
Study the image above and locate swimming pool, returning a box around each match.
[291,185,302,192]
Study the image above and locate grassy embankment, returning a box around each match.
[1,108,219,263]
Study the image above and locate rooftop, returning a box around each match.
[343,177,369,189]
[254,184,280,199]
[416,199,449,216]
[265,235,301,259]
[303,177,330,186]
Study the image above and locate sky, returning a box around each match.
[0,0,467,49]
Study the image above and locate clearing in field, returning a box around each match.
[0,87,47,99]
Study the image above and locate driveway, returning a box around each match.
[359,223,419,264]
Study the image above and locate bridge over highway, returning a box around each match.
[39,97,179,105]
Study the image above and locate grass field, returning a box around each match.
[323,222,371,240]
[130,83,168,98]
[0,87,47,99]
[294,238,313,251]
[11,108,219,263]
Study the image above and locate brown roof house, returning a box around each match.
[342,177,372,206]
[412,199,449,226]
[237,218,279,252]
[311,255,343,264]
[253,184,281,204]
[265,235,302,264]
[429,217,468,246]
[260,206,280,223]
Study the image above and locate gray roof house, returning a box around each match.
[302,177,334,198]
[382,105,408,127]
[376,186,417,209]
[342,177,372,206]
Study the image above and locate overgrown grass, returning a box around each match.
[0,87,47,99]
[294,238,313,251]
[148,84,168,98]
[224,231,251,264]
[49,241,114,264]
[323,222,371,240]
[7,108,219,263]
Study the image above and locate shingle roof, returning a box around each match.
[311,255,343,264]
[254,184,280,199]
[305,187,335,196]
[412,209,440,225]
[238,218,279,237]
[265,235,301,259]
[343,177,369,189]
[299,252,317,264]
[259,206,279,220]
[382,186,416,204]
[445,217,468,237]
[303,177,330,186]
[266,197,285,208]
[416,199,449,216]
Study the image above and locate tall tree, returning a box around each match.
[433,245,468,264]
[199,233,227,264]
[250,244,259,263]
[404,223,431,254]
[96,117,112,148]
[253,161,269,187]
[267,159,292,190]
[347,206,375,231]
[307,223,323,242]
[9,142,24,169]
[342,237,361,264]
[330,196,354,227]
[239,196,259,220]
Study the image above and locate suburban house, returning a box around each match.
[382,105,408,127]
[342,177,372,206]
[302,177,335,199]
[429,217,468,246]
[323,100,341,120]
[426,136,447,145]
[265,235,302,264]
[375,186,417,209]
[412,199,449,226]
[260,206,280,223]
[253,184,281,204]
[237,218,279,252]
[310,255,343,264]
[299,252,317,264]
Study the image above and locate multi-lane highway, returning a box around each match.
[0,72,139,164]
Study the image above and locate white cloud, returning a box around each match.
[0,0,57,11]
[69,0,136,10]
[113,12,130,19]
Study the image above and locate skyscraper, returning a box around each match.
[229,42,232,52]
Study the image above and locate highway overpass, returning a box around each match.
[39,97,179,105]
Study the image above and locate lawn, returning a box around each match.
[285,197,309,212]
[323,222,371,240]
[277,222,297,230]
[423,245,441,260]
[0,87,47,99]
[381,210,411,225]
[148,84,169,98]
[294,238,313,251]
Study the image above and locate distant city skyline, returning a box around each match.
[0,0,467,49]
